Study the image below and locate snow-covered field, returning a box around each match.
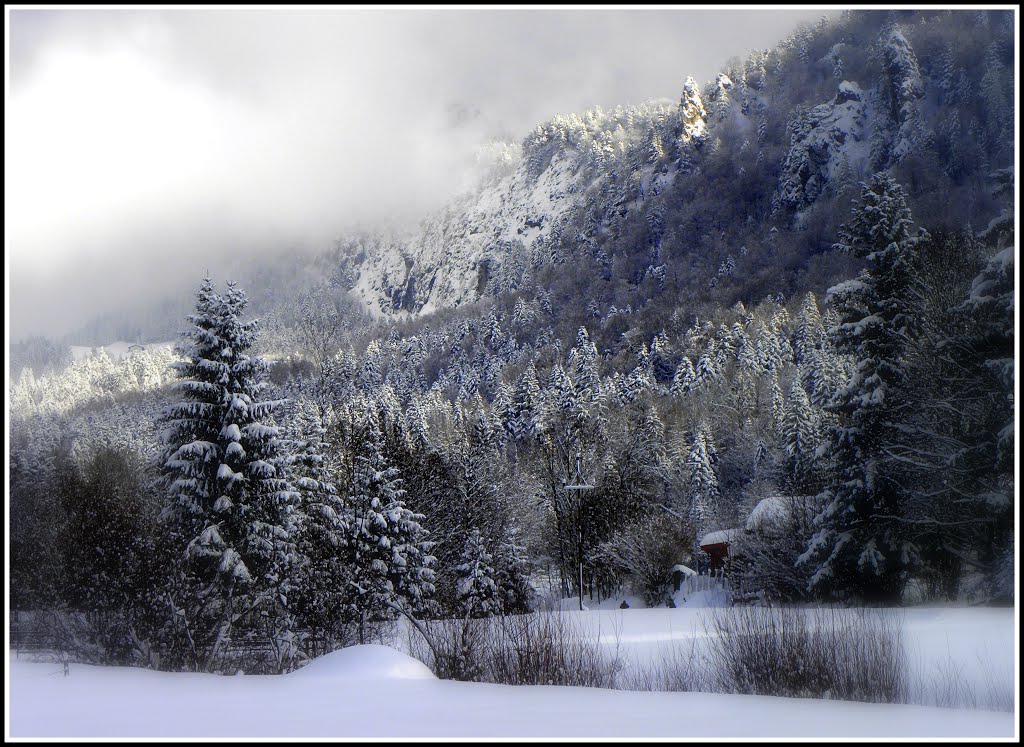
[7,607,1017,739]
[550,604,1017,696]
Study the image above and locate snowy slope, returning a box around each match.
[336,67,872,320]
[320,13,1010,328]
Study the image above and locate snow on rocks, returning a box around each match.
[344,144,584,319]
[777,80,869,210]
[679,76,708,142]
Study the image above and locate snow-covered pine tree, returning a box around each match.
[793,292,824,365]
[671,356,698,397]
[511,297,535,332]
[569,325,598,401]
[698,421,720,474]
[649,331,676,385]
[461,397,506,534]
[455,528,500,618]
[684,425,720,547]
[694,353,718,387]
[539,363,579,437]
[358,340,384,391]
[782,378,820,492]
[948,243,1015,598]
[493,534,534,614]
[808,306,850,409]
[158,278,300,671]
[736,333,759,373]
[619,365,653,404]
[492,381,515,439]
[961,246,1014,467]
[343,406,435,641]
[481,305,503,351]
[770,372,786,437]
[799,175,928,602]
[284,398,350,647]
[510,361,542,441]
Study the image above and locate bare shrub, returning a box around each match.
[922,651,978,710]
[486,609,622,688]
[31,610,154,669]
[409,616,490,682]
[703,605,907,703]
[408,609,622,688]
[976,651,1015,713]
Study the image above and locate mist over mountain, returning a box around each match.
[39,8,1013,355]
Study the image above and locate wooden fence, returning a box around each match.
[9,610,340,673]
[678,569,731,598]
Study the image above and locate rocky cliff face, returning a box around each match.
[292,11,1017,327]
[777,81,870,211]
[339,146,589,317]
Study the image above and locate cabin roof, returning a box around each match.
[700,528,740,547]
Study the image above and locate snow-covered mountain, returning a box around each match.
[340,145,590,317]
[321,10,1012,325]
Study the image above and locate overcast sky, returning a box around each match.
[7,6,836,342]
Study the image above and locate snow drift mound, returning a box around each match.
[289,644,436,680]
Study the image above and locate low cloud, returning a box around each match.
[7,7,833,341]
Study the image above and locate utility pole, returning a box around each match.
[563,447,593,611]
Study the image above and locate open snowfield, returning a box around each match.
[548,603,1018,696]
[8,607,1018,739]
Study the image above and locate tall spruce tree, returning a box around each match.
[783,378,820,492]
[510,361,542,441]
[285,398,350,647]
[684,425,720,555]
[943,244,1016,600]
[158,278,300,670]
[343,406,435,641]
[799,175,927,602]
[494,534,535,614]
[455,528,500,618]
[569,326,602,405]
[671,356,698,397]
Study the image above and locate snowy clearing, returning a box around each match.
[536,604,1018,689]
[8,606,1017,739]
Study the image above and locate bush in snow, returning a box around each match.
[409,608,622,688]
[703,605,906,703]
